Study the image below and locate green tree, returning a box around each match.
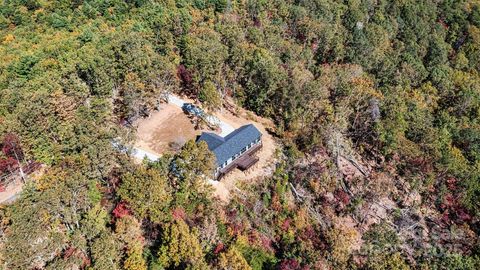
[170,140,215,214]
[157,219,207,269]
[366,252,410,270]
[219,247,252,270]
[90,231,122,270]
[199,80,222,111]
[1,187,67,269]
[118,166,172,223]
[183,27,228,85]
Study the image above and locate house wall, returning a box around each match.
[214,136,262,178]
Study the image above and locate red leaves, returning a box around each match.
[446,177,457,191]
[0,157,18,174]
[105,170,121,194]
[248,231,275,254]
[281,218,291,231]
[177,64,193,89]
[112,201,132,219]
[279,259,311,270]
[0,134,23,176]
[63,246,76,259]
[335,189,350,205]
[298,225,325,249]
[408,157,433,174]
[299,225,316,242]
[226,209,238,220]
[214,242,225,254]
[279,259,304,270]
[1,133,23,160]
[171,207,186,221]
[456,208,472,222]
[177,64,198,96]
[439,179,472,224]
[259,234,275,253]
[253,17,262,28]
[438,18,449,29]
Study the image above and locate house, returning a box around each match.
[197,124,262,179]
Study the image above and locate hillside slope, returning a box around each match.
[0,1,479,269]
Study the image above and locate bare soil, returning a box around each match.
[211,104,277,202]
[135,104,201,155]
[134,98,278,202]
[338,156,365,180]
[0,166,45,204]
[0,178,23,204]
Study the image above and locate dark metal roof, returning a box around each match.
[197,124,262,166]
[197,132,225,150]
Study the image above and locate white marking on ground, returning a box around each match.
[132,147,160,161]
[167,95,186,107]
[218,120,234,136]
[208,179,219,185]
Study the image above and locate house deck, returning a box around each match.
[217,142,262,180]
[237,155,259,170]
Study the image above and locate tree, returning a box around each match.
[183,27,228,86]
[114,216,147,270]
[123,242,147,270]
[1,188,67,269]
[327,224,359,269]
[80,203,109,241]
[157,219,207,268]
[218,247,252,270]
[199,80,222,111]
[365,252,410,270]
[170,140,215,214]
[1,133,24,160]
[90,231,122,270]
[117,165,172,223]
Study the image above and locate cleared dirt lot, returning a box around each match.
[135,103,201,155]
[134,97,278,202]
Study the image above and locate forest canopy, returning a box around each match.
[0,0,479,269]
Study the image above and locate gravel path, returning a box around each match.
[131,147,161,161]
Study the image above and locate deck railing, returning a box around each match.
[217,141,263,180]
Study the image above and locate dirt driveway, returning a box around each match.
[133,96,278,202]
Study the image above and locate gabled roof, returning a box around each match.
[197,132,225,150]
[197,124,262,166]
